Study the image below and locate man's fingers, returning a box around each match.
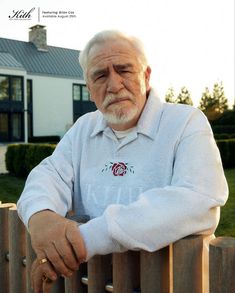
[45,245,74,277]
[52,239,79,271]
[42,278,54,293]
[31,259,57,293]
[66,223,87,262]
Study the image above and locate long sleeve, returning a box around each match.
[79,110,228,260]
[17,132,74,227]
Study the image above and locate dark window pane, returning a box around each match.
[0,113,9,141]
[12,113,22,140]
[0,76,9,101]
[12,77,23,101]
[27,80,32,104]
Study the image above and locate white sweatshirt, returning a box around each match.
[17,89,228,260]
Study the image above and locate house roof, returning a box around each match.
[0,52,25,70]
[0,38,84,79]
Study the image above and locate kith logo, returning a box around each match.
[9,8,35,20]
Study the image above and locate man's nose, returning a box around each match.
[107,72,124,93]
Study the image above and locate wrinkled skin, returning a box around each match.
[29,210,86,292]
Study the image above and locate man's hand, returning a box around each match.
[29,210,87,278]
[31,258,57,293]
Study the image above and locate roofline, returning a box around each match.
[0,37,81,52]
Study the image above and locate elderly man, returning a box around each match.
[17,30,228,293]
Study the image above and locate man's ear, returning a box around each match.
[145,66,151,91]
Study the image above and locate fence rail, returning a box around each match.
[0,203,235,293]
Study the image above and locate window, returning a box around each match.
[73,84,81,101]
[73,84,90,101]
[12,77,23,101]
[12,113,22,140]
[0,75,23,101]
[27,80,32,104]
[0,76,9,101]
[82,86,90,101]
[0,113,9,141]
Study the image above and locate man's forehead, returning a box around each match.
[87,41,139,73]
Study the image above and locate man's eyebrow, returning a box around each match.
[91,68,108,79]
[114,63,133,70]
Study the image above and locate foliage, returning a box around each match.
[5,144,56,177]
[199,82,228,121]
[175,86,193,106]
[165,86,193,105]
[211,109,235,126]
[216,139,235,168]
[165,86,176,103]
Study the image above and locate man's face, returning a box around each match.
[86,39,151,130]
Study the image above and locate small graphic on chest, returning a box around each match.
[102,162,134,176]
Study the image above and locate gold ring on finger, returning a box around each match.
[38,258,48,265]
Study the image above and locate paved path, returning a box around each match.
[0,144,8,174]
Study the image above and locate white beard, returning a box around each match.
[103,105,139,125]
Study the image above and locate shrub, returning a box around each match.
[216,139,235,168]
[5,144,56,177]
[212,125,235,134]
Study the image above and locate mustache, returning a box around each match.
[102,92,135,108]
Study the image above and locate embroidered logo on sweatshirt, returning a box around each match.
[102,162,134,176]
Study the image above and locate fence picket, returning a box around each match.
[113,251,140,293]
[0,203,16,293]
[140,245,172,293]
[88,254,112,293]
[0,203,234,293]
[209,237,235,293]
[173,235,206,293]
[9,207,26,293]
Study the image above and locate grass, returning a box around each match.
[0,173,25,203]
[0,169,234,236]
[216,168,235,237]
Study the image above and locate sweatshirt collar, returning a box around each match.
[90,88,164,140]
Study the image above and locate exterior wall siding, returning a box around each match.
[28,74,85,138]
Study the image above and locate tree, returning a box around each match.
[175,86,193,106]
[199,87,213,112]
[212,81,228,113]
[165,86,176,103]
[199,82,228,121]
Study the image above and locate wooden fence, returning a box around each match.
[0,203,235,293]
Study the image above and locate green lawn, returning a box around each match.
[0,169,234,236]
[216,168,235,237]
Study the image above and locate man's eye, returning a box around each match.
[95,75,105,81]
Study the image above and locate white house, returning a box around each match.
[0,25,96,143]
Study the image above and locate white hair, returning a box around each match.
[79,30,149,81]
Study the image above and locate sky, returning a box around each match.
[0,0,234,107]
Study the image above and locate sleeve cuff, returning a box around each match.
[79,215,126,260]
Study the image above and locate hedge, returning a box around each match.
[5,144,56,177]
[5,139,235,177]
[212,125,235,134]
[216,139,235,169]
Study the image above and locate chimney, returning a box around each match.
[29,25,48,51]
